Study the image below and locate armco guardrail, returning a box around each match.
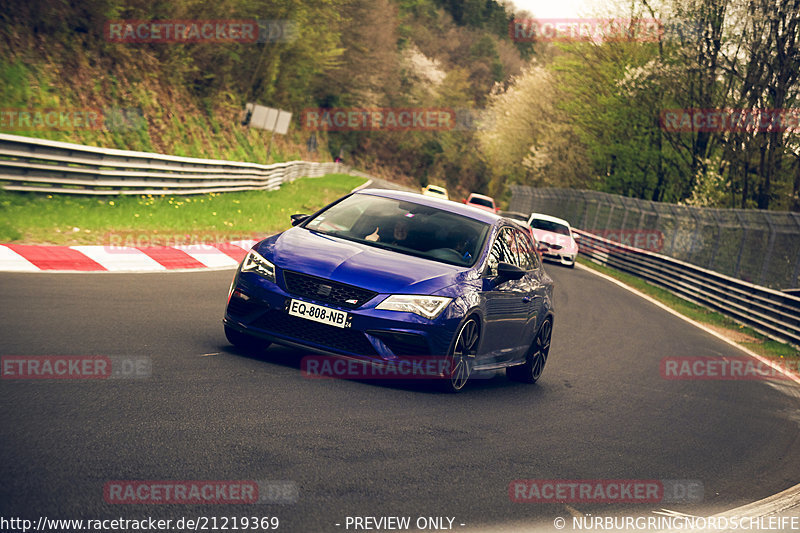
[575,229,800,346]
[0,133,351,195]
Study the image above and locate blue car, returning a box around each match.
[223,189,554,392]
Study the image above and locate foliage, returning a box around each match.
[0,0,533,203]
[477,0,800,211]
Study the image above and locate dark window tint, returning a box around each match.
[304,194,490,267]
[529,218,570,236]
[513,229,539,270]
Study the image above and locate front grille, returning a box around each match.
[283,271,377,309]
[254,310,377,356]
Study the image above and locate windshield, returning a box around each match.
[530,218,571,236]
[304,194,490,267]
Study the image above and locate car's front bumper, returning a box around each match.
[541,251,576,266]
[224,271,460,366]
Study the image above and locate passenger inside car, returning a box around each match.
[366,216,411,246]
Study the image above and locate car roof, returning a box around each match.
[466,193,495,202]
[356,188,500,224]
[529,212,572,227]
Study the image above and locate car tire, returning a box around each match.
[507,317,552,384]
[439,317,479,393]
[225,325,270,352]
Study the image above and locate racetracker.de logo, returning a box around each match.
[660,108,800,133]
[660,357,799,381]
[103,231,259,254]
[104,480,297,504]
[301,356,454,380]
[105,20,259,43]
[510,18,662,42]
[0,107,145,132]
[302,108,456,132]
[509,479,703,503]
[1,108,103,131]
[1,356,151,380]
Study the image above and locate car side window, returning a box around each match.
[487,227,520,276]
[487,233,501,277]
[513,229,539,270]
[503,227,521,267]
[527,235,541,269]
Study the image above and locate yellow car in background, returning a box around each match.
[421,184,449,200]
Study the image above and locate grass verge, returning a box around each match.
[0,174,366,245]
[576,256,799,362]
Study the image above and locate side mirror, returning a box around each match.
[290,214,309,226]
[494,262,526,285]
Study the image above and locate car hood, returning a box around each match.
[256,227,471,294]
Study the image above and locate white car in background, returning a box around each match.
[527,213,579,268]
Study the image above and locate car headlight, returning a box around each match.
[240,249,275,282]
[376,295,452,320]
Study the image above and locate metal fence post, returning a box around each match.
[620,201,629,230]
[758,212,777,286]
[580,191,590,228]
[667,205,680,255]
[707,209,723,270]
[790,213,800,288]
[687,207,703,263]
[591,195,603,231]
[733,211,747,278]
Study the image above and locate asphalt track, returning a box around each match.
[1,265,799,532]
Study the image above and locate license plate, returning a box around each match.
[287,299,350,329]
